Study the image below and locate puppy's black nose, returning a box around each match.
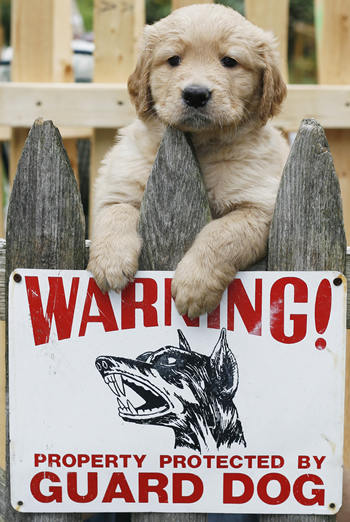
[182,85,211,108]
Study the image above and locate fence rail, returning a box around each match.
[1,83,350,131]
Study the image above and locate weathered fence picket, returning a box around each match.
[1,116,347,522]
[4,117,84,520]
[260,118,345,522]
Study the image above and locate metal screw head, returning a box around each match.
[333,277,342,286]
[13,273,22,283]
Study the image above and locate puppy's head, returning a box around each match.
[128,4,286,132]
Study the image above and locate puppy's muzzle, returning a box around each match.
[182,85,211,109]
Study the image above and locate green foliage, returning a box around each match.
[0,0,11,46]
[76,0,94,32]
[289,0,314,26]
[146,0,171,24]
[217,0,244,16]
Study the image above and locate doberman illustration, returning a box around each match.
[96,328,246,452]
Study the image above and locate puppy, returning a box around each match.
[88,3,290,319]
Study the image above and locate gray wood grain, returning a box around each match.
[135,126,210,521]
[3,118,84,520]
[138,127,211,270]
[268,118,346,273]
[263,118,344,522]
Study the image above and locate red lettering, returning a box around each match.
[160,455,172,468]
[134,455,146,468]
[25,276,79,346]
[105,455,118,468]
[139,473,168,503]
[270,277,308,344]
[77,455,90,467]
[298,456,311,469]
[173,473,204,503]
[122,279,158,329]
[67,472,98,503]
[164,278,199,327]
[79,278,118,336]
[223,473,254,504]
[174,456,186,468]
[271,456,284,469]
[217,456,228,469]
[30,472,62,503]
[313,456,326,469]
[48,455,60,467]
[257,473,290,505]
[229,456,243,469]
[102,473,135,503]
[293,474,325,506]
[62,454,76,468]
[258,456,269,468]
[227,279,262,335]
[203,455,215,468]
[188,456,201,468]
[34,454,46,467]
[91,455,103,468]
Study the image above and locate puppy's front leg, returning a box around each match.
[172,206,271,319]
[87,203,142,293]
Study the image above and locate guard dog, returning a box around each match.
[96,328,246,452]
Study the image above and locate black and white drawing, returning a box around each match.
[96,328,245,452]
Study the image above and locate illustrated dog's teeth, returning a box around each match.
[117,398,125,410]
[127,400,137,415]
[108,382,119,397]
[114,373,125,396]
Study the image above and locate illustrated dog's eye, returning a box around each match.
[168,56,181,66]
[222,57,238,68]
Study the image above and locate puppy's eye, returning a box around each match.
[168,56,181,66]
[222,57,238,68]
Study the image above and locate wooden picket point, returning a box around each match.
[260,120,345,522]
[4,118,84,520]
[138,127,211,271]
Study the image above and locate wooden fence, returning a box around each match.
[0,0,350,521]
[1,114,346,522]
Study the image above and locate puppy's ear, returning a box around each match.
[258,37,287,126]
[128,26,155,120]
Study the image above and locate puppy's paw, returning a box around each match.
[87,232,141,293]
[172,253,233,319]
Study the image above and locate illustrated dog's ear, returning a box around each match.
[128,25,156,119]
[210,329,239,397]
[258,36,287,126]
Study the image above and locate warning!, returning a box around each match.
[8,270,346,514]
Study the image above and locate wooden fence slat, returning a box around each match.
[312,5,350,518]
[3,118,85,521]
[134,127,209,522]
[138,127,211,270]
[10,0,76,184]
[244,0,289,82]
[261,118,345,522]
[91,0,145,234]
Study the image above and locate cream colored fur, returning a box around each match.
[88,3,290,319]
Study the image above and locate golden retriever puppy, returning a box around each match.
[88,3,290,319]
